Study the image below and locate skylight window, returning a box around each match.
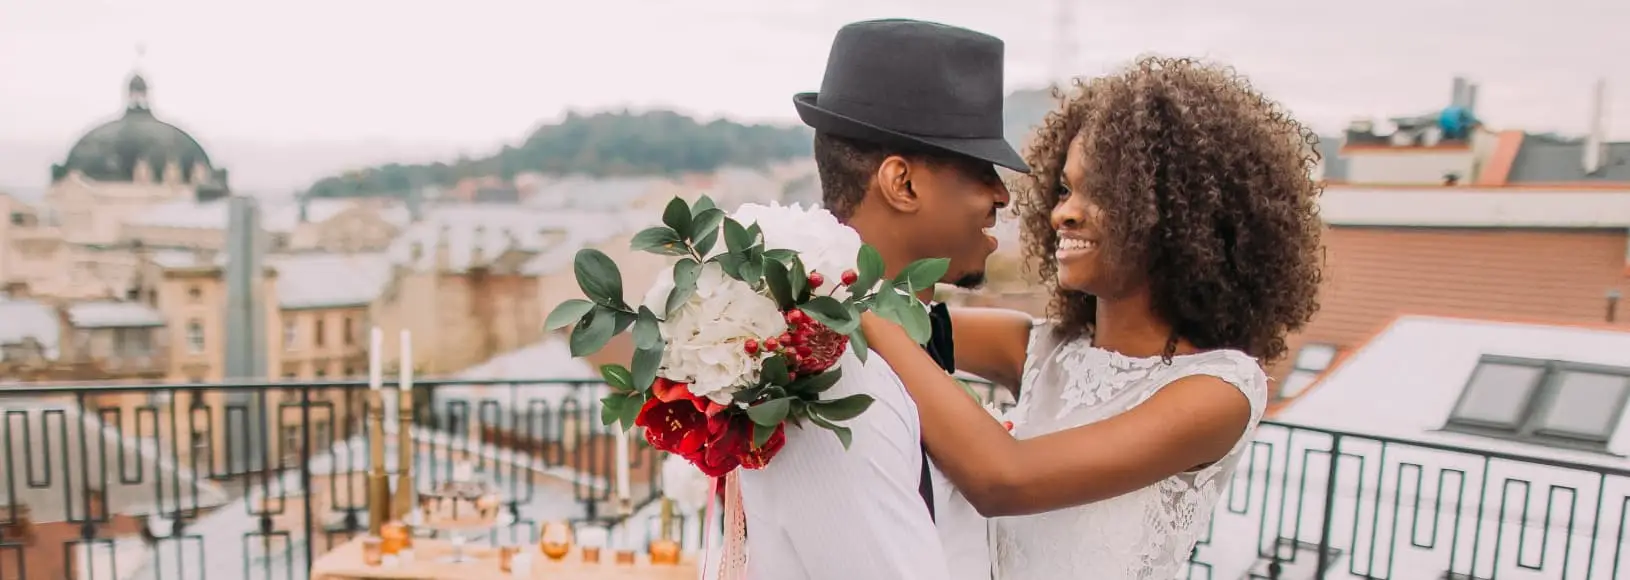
[1446,355,1630,448]
[1279,343,1337,399]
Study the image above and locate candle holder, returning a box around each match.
[367,388,390,538]
[649,498,681,565]
[391,383,416,521]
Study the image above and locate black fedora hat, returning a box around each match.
[795,19,1030,173]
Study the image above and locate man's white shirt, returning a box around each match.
[738,347,990,580]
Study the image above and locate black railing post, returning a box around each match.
[300,384,315,575]
[1315,433,1343,579]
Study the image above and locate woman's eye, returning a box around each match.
[1054,183,1072,200]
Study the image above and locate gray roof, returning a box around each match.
[148,249,227,270]
[1506,135,1630,183]
[1318,136,1349,181]
[66,300,166,328]
[127,197,352,233]
[0,297,60,360]
[270,252,393,309]
[388,204,646,274]
[1321,186,1630,228]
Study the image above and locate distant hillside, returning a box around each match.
[305,110,813,198]
[307,90,1061,199]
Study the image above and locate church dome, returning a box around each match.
[54,74,216,184]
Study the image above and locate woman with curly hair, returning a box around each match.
[859,56,1325,578]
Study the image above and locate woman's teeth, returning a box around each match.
[1058,238,1095,251]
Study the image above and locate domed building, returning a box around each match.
[45,72,229,246]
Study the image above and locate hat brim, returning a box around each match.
[794,93,1031,174]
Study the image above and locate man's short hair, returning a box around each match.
[812,132,891,220]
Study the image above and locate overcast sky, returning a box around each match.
[1,0,1623,193]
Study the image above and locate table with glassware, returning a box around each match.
[308,537,698,580]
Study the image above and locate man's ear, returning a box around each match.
[874,154,921,213]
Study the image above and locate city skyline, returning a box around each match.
[2,0,1626,194]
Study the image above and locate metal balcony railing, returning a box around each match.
[0,379,1623,579]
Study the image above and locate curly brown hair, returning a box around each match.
[1015,56,1325,364]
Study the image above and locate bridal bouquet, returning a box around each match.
[545,196,947,477]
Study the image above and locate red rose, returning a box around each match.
[634,380,709,455]
[795,322,848,375]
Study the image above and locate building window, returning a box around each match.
[185,320,205,354]
[281,425,301,464]
[343,316,355,346]
[283,320,298,351]
[314,319,326,348]
[1445,356,1630,448]
[314,422,332,450]
[1280,343,1337,399]
[187,285,202,302]
[1245,537,1343,580]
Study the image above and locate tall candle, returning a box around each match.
[369,327,384,390]
[614,428,630,501]
[398,330,413,391]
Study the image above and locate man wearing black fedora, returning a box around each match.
[736,18,1028,580]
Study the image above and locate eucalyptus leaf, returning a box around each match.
[746,398,792,427]
[599,394,624,426]
[544,299,594,331]
[897,298,933,345]
[801,296,857,334]
[716,253,745,279]
[573,249,626,309]
[789,256,810,302]
[666,258,702,316]
[618,392,645,431]
[762,258,794,310]
[806,413,853,450]
[894,257,951,292]
[723,218,752,256]
[848,329,870,363]
[752,422,777,449]
[633,306,663,350]
[692,195,717,214]
[791,367,843,395]
[853,245,885,294]
[812,394,874,422]
[629,226,686,256]
[760,356,791,386]
[569,307,617,357]
[632,344,663,393]
[745,222,764,250]
[600,364,634,391]
[612,309,637,335]
[764,249,797,263]
[740,251,764,285]
[689,208,726,255]
[662,196,692,235]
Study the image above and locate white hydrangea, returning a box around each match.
[730,202,866,300]
[644,262,787,404]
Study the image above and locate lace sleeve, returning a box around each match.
[1138,351,1269,428]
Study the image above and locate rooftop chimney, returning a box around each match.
[1584,79,1609,175]
[1450,76,1469,108]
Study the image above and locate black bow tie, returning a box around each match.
[925,302,956,374]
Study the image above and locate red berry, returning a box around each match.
[807,272,825,288]
[789,309,807,324]
[779,332,794,347]
[790,353,804,367]
[840,270,859,286]
[796,345,813,357]
[744,339,759,355]
[764,337,780,351]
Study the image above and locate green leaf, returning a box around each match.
[723,218,752,256]
[853,245,885,294]
[848,328,870,363]
[544,299,594,331]
[631,345,663,394]
[619,392,645,431]
[569,306,617,357]
[955,378,982,401]
[888,297,934,346]
[633,306,663,350]
[801,296,857,334]
[665,258,702,314]
[662,196,692,236]
[812,394,874,422]
[746,397,792,427]
[629,226,688,256]
[789,256,810,302]
[692,195,717,215]
[791,367,843,395]
[752,422,777,449]
[740,250,764,286]
[760,356,791,386]
[600,394,625,426]
[806,413,853,450]
[762,258,794,310]
[612,309,637,335]
[716,253,745,279]
[689,208,726,256]
[764,249,797,263]
[894,257,951,292]
[731,385,767,405]
[600,364,634,391]
[573,249,626,309]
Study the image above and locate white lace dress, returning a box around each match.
[989,323,1268,579]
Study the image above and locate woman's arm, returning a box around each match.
[947,307,1035,393]
[861,312,1253,518]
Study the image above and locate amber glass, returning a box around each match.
[648,538,681,565]
[539,522,573,561]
